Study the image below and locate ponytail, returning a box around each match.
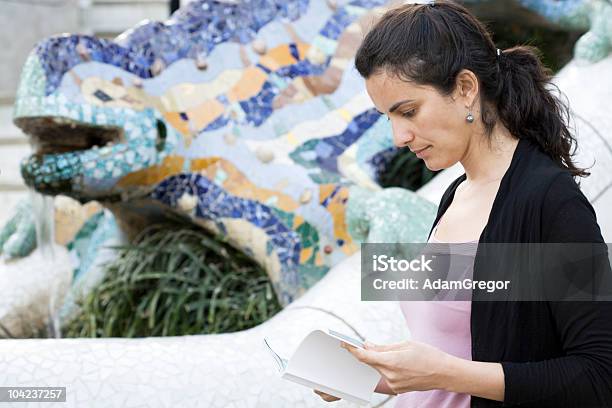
[494,46,588,177]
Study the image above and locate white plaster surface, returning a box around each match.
[0,252,406,407]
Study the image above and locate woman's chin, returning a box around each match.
[422,156,456,172]
[422,159,441,172]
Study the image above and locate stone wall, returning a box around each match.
[0,0,81,102]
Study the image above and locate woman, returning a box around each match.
[316,1,612,406]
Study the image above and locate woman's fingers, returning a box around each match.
[341,342,387,367]
[313,389,341,402]
[364,340,410,352]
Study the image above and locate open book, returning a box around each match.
[263,329,381,405]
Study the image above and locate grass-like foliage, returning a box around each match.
[379,150,439,191]
[63,223,282,338]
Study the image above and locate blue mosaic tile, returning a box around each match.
[288,43,301,61]
[255,63,273,74]
[275,59,327,78]
[319,8,353,39]
[203,115,229,132]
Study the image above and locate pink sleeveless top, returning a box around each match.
[394,224,477,408]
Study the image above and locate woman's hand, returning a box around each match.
[341,340,455,395]
[313,389,341,402]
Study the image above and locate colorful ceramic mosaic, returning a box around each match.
[8,0,440,305]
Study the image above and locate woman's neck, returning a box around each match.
[460,124,518,185]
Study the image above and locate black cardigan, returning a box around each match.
[430,138,612,407]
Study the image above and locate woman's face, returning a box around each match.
[365,70,474,171]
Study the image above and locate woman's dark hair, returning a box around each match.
[355,0,588,178]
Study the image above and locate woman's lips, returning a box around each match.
[412,145,432,158]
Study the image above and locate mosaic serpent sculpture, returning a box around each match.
[4,0,438,304]
[1,0,611,406]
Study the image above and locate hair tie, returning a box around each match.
[496,48,505,69]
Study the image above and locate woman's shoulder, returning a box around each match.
[513,140,584,205]
[542,170,585,205]
[511,153,601,242]
[524,157,601,242]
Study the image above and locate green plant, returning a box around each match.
[63,223,282,338]
[378,149,439,191]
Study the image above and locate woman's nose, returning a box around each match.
[391,121,415,148]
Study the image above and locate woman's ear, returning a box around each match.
[454,69,479,109]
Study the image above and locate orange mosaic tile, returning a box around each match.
[187,99,226,130]
[226,67,268,102]
[163,112,191,135]
[259,42,310,71]
[118,155,185,187]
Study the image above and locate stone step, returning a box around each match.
[0,105,27,145]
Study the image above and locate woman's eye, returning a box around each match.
[401,109,416,118]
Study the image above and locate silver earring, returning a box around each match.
[466,112,474,123]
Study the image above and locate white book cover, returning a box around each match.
[264,329,381,405]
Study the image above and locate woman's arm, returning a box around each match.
[500,300,612,406]
[441,357,504,401]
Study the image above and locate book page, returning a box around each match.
[328,329,366,349]
[283,330,380,405]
